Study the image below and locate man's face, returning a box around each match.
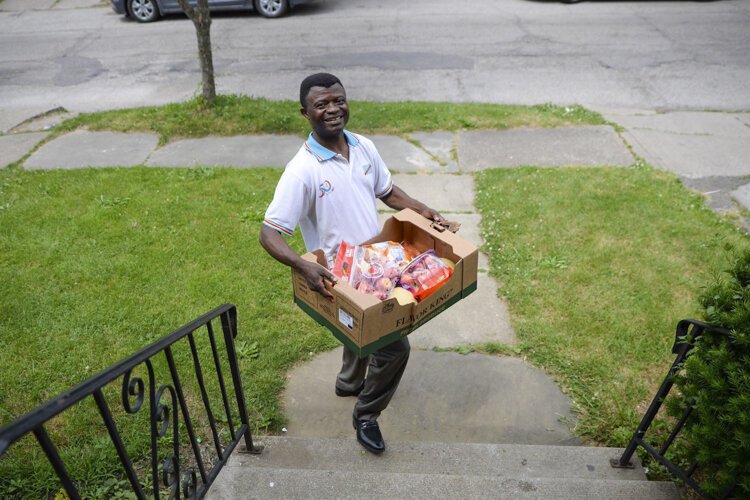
[301,83,349,141]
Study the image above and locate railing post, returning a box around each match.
[610,354,683,468]
[609,319,735,499]
[221,308,263,454]
[612,321,700,469]
[32,426,81,500]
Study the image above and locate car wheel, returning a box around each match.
[128,0,160,22]
[254,0,288,18]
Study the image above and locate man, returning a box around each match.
[259,73,443,454]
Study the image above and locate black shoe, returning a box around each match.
[335,382,365,398]
[353,417,385,455]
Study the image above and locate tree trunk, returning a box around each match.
[176,0,216,105]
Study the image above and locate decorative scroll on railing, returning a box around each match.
[0,304,262,499]
[610,319,736,499]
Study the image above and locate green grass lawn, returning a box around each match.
[475,164,750,446]
[52,95,604,145]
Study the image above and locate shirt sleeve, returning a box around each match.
[369,141,393,199]
[263,170,310,237]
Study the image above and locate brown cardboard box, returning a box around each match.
[292,209,479,357]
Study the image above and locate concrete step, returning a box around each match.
[225,436,646,482]
[209,467,680,500]
[210,437,681,499]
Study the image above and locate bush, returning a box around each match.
[673,247,750,498]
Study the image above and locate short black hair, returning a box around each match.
[299,73,343,108]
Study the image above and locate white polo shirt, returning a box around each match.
[263,130,394,261]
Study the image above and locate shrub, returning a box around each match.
[673,247,750,498]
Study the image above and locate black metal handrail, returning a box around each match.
[611,319,735,499]
[0,304,262,499]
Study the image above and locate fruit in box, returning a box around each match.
[332,241,453,303]
[391,287,417,306]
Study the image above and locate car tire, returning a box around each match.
[128,0,160,22]
[254,0,288,18]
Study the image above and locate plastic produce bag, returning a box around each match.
[398,249,453,302]
[332,241,414,300]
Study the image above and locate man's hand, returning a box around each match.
[299,260,338,301]
[260,224,338,301]
[420,207,444,223]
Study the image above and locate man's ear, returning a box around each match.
[300,107,309,119]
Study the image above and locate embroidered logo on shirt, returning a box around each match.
[361,163,372,175]
[319,180,334,198]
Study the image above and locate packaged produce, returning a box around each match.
[332,240,453,302]
[332,241,413,301]
[399,249,453,302]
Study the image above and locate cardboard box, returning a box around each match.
[292,209,479,357]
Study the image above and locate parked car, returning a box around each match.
[111,0,309,22]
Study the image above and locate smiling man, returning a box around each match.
[259,72,444,454]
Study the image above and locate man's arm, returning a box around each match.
[381,185,444,222]
[259,225,337,301]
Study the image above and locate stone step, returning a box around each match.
[224,436,645,481]
[209,467,679,500]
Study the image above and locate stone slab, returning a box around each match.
[408,131,459,172]
[368,135,443,173]
[11,110,74,133]
[282,349,578,445]
[681,176,750,212]
[604,111,750,137]
[146,135,302,168]
[434,212,483,257]
[458,126,633,171]
[0,132,49,169]
[731,182,750,213]
[382,173,475,213]
[621,129,750,178]
[449,212,490,269]
[23,130,158,169]
[0,107,56,134]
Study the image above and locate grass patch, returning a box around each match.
[53,95,605,145]
[475,165,750,446]
[0,166,338,497]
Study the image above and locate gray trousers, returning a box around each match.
[336,337,411,422]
